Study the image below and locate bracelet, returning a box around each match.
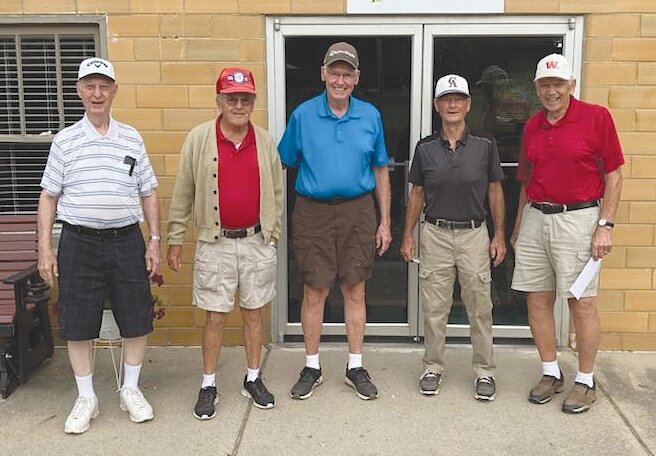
[150,235,161,241]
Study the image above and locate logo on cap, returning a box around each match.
[87,59,109,69]
[448,77,458,88]
[546,61,559,69]
[229,72,247,84]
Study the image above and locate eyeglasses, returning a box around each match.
[325,69,357,83]
[221,95,255,107]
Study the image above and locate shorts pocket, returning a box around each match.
[477,268,492,284]
[255,256,277,304]
[194,259,220,291]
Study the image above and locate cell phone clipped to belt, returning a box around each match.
[123,156,136,176]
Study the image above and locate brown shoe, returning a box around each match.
[562,381,596,414]
[528,372,564,404]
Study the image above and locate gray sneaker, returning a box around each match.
[291,367,323,400]
[419,370,442,395]
[474,377,496,401]
[345,366,379,400]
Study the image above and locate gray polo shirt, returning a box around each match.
[408,126,502,221]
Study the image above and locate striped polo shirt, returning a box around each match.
[40,114,158,229]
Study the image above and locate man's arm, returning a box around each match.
[488,181,507,267]
[400,184,424,262]
[591,167,623,260]
[37,190,59,286]
[373,165,392,256]
[510,182,528,250]
[141,190,161,278]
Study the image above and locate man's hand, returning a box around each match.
[591,226,612,260]
[375,222,392,256]
[400,234,416,263]
[489,235,507,267]
[37,248,58,287]
[167,245,183,272]
[145,239,161,279]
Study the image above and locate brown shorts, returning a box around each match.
[292,193,376,288]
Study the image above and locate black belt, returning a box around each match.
[425,216,484,230]
[530,200,599,215]
[302,191,372,206]
[62,221,139,238]
[221,223,261,239]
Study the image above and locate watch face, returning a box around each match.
[598,219,606,226]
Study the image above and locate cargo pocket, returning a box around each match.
[477,268,492,284]
[193,259,220,292]
[255,255,277,304]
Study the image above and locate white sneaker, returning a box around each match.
[64,396,99,434]
[119,387,154,423]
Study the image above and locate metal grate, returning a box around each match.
[0,28,98,214]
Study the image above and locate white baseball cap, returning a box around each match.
[78,57,116,81]
[434,74,470,98]
[534,53,572,81]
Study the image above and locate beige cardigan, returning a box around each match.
[167,119,284,245]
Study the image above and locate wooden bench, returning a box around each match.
[0,214,53,399]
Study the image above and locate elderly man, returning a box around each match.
[401,74,506,401]
[511,54,624,414]
[167,67,283,419]
[38,57,161,434]
[278,42,391,401]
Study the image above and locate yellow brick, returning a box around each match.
[154,306,194,327]
[623,334,656,350]
[239,0,290,14]
[609,109,635,132]
[163,109,217,131]
[636,110,656,132]
[113,62,161,84]
[112,108,163,130]
[165,286,192,307]
[142,132,188,153]
[23,0,75,12]
[615,0,656,13]
[189,86,218,108]
[185,15,212,37]
[240,40,265,62]
[113,85,136,108]
[613,38,656,61]
[185,39,240,60]
[583,63,637,85]
[559,0,613,13]
[162,63,217,84]
[164,154,181,176]
[599,334,623,350]
[137,86,189,108]
[584,38,612,62]
[108,15,160,37]
[504,0,558,13]
[130,0,183,13]
[147,328,170,346]
[161,39,185,61]
[643,15,656,36]
[627,247,656,267]
[163,267,193,285]
[632,156,656,178]
[620,179,656,201]
[250,110,268,128]
[587,14,640,37]
[149,154,165,176]
[226,308,244,326]
[610,88,656,109]
[619,133,656,154]
[169,328,203,345]
[160,14,184,38]
[629,202,656,223]
[581,86,609,106]
[0,0,21,13]
[78,0,130,13]
[638,63,656,84]
[596,290,625,311]
[291,0,344,14]
[186,0,238,13]
[602,246,626,268]
[600,268,652,289]
[650,313,656,331]
[625,291,656,311]
[134,39,162,61]
[221,328,244,346]
[599,311,648,332]
[108,38,135,61]
[212,15,264,39]
[616,201,630,223]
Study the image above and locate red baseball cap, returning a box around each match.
[216,67,256,95]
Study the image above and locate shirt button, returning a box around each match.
[213,157,217,162]
[214,236,218,240]
[214,206,218,211]
[215,222,219,226]
[213,174,217,178]
[213,190,217,194]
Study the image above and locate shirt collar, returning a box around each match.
[439,124,469,147]
[538,95,580,127]
[216,115,254,148]
[81,114,119,140]
[318,91,363,120]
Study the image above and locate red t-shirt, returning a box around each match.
[517,97,624,204]
[216,117,260,228]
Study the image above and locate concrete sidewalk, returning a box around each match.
[0,344,654,456]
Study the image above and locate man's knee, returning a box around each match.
[205,311,228,331]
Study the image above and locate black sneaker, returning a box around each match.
[193,386,218,420]
[474,376,496,401]
[290,366,323,400]
[345,366,379,400]
[241,376,275,409]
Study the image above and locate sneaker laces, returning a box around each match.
[70,397,94,418]
[421,370,438,380]
[477,376,494,385]
[122,388,148,409]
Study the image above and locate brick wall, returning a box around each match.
[3,0,656,349]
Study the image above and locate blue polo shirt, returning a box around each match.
[278,92,389,199]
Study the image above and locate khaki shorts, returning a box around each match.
[511,204,600,298]
[292,193,376,288]
[193,233,277,312]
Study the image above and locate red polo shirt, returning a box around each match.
[216,117,260,228]
[517,96,624,204]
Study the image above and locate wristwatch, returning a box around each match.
[150,234,161,241]
[598,219,614,228]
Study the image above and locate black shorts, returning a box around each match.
[57,225,153,341]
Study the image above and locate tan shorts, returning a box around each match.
[192,233,277,313]
[511,203,600,298]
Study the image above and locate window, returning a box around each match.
[0,24,99,213]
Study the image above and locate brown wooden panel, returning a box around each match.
[0,262,33,272]
[0,251,38,261]
[0,241,36,251]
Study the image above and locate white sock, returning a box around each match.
[75,373,95,399]
[246,368,260,382]
[347,353,363,370]
[305,353,320,370]
[541,360,561,379]
[575,371,594,388]
[122,363,142,391]
[201,373,216,388]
